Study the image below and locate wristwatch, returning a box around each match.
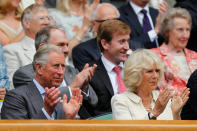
[148,112,157,120]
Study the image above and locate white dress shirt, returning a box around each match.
[101,55,124,94]
[129,1,158,43]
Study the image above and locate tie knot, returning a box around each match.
[141,9,147,15]
[113,66,121,74]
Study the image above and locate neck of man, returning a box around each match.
[103,54,121,66]
[34,75,47,89]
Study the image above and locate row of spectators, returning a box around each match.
[0,0,197,120]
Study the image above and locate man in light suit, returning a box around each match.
[13,25,98,119]
[118,0,167,49]
[2,45,85,119]
[3,4,51,89]
[87,20,130,117]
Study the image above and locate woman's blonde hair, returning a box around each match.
[56,0,88,15]
[124,49,164,92]
[0,0,22,19]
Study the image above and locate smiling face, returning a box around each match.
[139,64,160,91]
[168,17,190,51]
[26,9,51,38]
[102,33,130,65]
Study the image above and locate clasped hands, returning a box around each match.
[149,87,190,120]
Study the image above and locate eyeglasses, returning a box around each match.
[94,18,120,23]
[32,16,51,22]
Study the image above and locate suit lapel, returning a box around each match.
[64,66,76,85]
[121,3,144,35]
[27,82,66,119]
[21,36,35,61]
[26,82,44,113]
[92,38,101,58]
[149,7,158,26]
[97,59,114,96]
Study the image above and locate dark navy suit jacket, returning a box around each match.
[181,70,197,120]
[119,3,163,49]
[87,58,114,116]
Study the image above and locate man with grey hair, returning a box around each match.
[72,3,142,71]
[3,4,51,89]
[13,25,98,119]
[2,44,83,119]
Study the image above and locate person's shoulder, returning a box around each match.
[190,69,197,78]
[80,38,96,47]
[114,91,133,99]
[73,38,97,51]
[149,6,159,15]
[111,91,133,104]
[111,93,124,102]
[7,84,29,95]
[3,41,22,51]
[15,63,33,74]
[118,2,130,11]
[185,48,197,54]
[20,64,33,70]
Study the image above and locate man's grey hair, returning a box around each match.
[33,44,64,70]
[35,25,66,50]
[91,3,120,21]
[21,4,48,30]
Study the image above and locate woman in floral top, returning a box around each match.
[152,8,197,92]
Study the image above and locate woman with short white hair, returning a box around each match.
[111,49,189,120]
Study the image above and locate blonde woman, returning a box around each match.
[111,49,190,120]
[0,0,24,46]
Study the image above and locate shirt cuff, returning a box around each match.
[82,89,90,97]
[68,86,72,96]
[42,108,54,120]
[148,30,158,42]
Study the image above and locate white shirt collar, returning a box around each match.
[33,78,66,96]
[101,55,124,73]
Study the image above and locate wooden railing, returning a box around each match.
[0,120,197,131]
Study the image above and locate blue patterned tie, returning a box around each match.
[141,9,152,33]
